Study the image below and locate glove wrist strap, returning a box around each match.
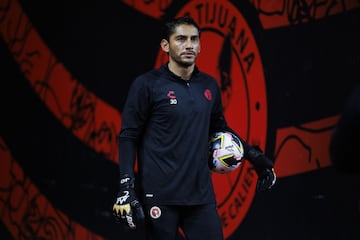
[246,147,273,173]
[119,174,135,190]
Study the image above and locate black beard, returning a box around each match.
[175,58,194,68]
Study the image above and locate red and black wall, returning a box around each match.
[1,0,359,239]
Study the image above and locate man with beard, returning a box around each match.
[112,16,276,240]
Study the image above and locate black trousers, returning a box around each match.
[143,203,223,240]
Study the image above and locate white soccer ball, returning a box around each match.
[208,131,244,174]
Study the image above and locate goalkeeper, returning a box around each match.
[112,16,276,240]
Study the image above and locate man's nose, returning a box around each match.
[185,39,193,48]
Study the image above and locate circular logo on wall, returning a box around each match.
[155,0,268,238]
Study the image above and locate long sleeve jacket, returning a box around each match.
[119,64,235,205]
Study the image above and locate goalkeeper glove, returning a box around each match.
[112,174,145,229]
[256,167,276,192]
[246,146,276,192]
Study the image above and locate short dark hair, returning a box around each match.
[162,16,201,41]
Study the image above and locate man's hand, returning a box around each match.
[246,146,277,192]
[256,167,276,192]
[112,175,145,229]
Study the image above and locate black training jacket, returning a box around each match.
[119,63,230,205]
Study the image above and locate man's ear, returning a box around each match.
[160,39,169,53]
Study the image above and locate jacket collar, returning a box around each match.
[161,63,199,82]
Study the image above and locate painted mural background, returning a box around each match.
[0,0,359,239]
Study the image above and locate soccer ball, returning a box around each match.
[208,131,244,174]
